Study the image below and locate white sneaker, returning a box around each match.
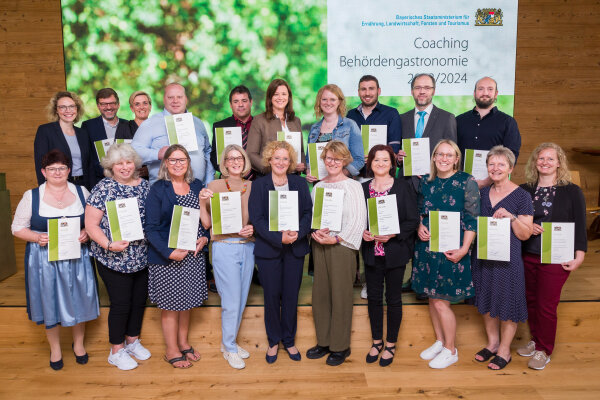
[429,347,458,369]
[221,344,250,359]
[420,340,443,360]
[125,339,152,360]
[108,348,138,370]
[360,283,368,300]
[223,351,245,369]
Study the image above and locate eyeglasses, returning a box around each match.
[45,166,68,173]
[167,158,188,165]
[57,105,77,111]
[434,152,456,159]
[272,156,290,163]
[225,156,244,163]
[325,156,344,164]
[98,101,118,108]
[413,86,435,91]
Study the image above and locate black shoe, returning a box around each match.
[379,345,396,367]
[366,342,384,363]
[72,343,88,365]
[285,347,301,361]
[50,358,63,370]
[306,345,330,359]
[326,348,351,366]
[415,293,428,301]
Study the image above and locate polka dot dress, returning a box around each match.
[148,191,208,311]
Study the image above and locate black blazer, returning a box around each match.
[361,178,419,268]
[33,121,94,190]
[210,116,238,170]
[248,173,312,259]
[520,182,587,253]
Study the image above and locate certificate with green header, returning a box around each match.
[165,112,198,152]
[361,125,387,156]
[477,216,510,261]
[214,127,242,165]
[429,210,460,252]
[47,217,80,262]
[311,187,344,231]
[308,142,327,180]
[210,192,242,235]
[94,138,114,161]
[464,149,489,180]
[541,222,575,264]
[277,131,302,161]
[367,194,400,235]
[106,197,145,241]
[115,139,132,144]
[402,138,430,176]
[168,205,200,251]
[269,190,299,231]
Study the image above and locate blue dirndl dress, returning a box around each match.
[25,186,99,328]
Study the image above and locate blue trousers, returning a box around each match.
[212,240,255,353]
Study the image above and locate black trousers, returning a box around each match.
[365,257,405,343]
[96,261,149,345]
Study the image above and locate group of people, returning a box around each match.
[14,73,586,373]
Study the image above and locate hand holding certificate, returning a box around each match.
[106,197,145,241]
[210,192,243,235]
[269,190,299,231]
[165,112,199,152]
[311,187,344,231]
[168,205,201,251]
[429,211,460,252]
[477,216,511,261]
[541,222,575,264]
[367,195,400,236]
[47,217,81,262]
[402,138,430,176]
[361,125,387,156]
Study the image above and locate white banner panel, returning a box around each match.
[327,0,518,96]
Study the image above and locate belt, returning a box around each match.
[214,239,251,244]
[69,175,84,183]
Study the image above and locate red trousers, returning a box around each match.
[523,252,571,355]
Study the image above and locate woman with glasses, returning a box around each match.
[34,91,95,190]
[248,141,312,363]
[12,150,99,370]
[199,145,255,370]
[145,144,210,369]
[412,140,480,369]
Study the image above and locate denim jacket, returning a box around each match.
[307,115,365,176]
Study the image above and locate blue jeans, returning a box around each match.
[212,240,255,353]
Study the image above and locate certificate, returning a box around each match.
[210,192,243,235]
[214,127,243,165]
[541,222,575,264]
[115,139,133,144]
[402,138,430,176]
[361,125,387,156]
[311,187,344,231]
[94,138,114,161]
[277,131,302,161]
[308,142,328,180]
[168,205,200,251]
[165,112,198,152]
[47,217,80,262]
[464,149,489,180]
[105,197,145,241]
[477,217,511,261]
[429,210,460,252]
[269,190,299,231]
[367,194,400,235]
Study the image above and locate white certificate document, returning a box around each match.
[47,217,80,262]
[361,125,387,156]
[429,211,460,252]
[105,197,145,242]
[269,190,299,231]
[168,205,200,251]
[115,139,133,144]
[165,112,199,152]
[464,149,489,180]
[311,187,344,231]
[94,138,114,161]
[214,127,243,165]
[308,142,328,180]
[210,191,243,235]
[477,217,511,261]
[402,138,430,176]
[367,194,400,236]
[541,222,575,264]
[278,131,302,161]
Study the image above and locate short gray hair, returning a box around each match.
[486,145,515,168]
[101,143,142,178]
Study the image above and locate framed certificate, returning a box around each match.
[105,197,145,241]
[311,187,344,231]
[210,191,243,235]
[361,125,387,156]
[464,149,489,180]
[308,142,328,180]
[429,210,460,253]
[47,217,80,262]
[367,194,400,235]
[277,131,302,161]
[168,205,200,251]
[269,190,299,231]
[477,216,511,261]
[165,112,199,152]
[541,222,575,264]
[215,127,243,165]
[402,138,430,176]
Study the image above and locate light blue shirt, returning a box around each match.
[131,109,215,185]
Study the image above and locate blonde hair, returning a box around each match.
[101,143,142,178]
[261,141,297,174]
[314,84,347,118]
[128,91,152,107]
[486,145,516,168]
[524,142,572,186]
[428,139,461,182]
[219,144,251,177]
[321,141,353,167]
[46,91,84,123]
[157,144,195,183]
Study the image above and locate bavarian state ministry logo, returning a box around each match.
[475,8,503,26]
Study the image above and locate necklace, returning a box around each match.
[225,178,247,194]
[47,186,69,207]
[272,176,288,186]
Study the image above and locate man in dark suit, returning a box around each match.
[81,88,133,186]
[210,85,254,177]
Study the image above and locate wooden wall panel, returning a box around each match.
[0,0,599,265]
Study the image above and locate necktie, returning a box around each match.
[415,111,426,138]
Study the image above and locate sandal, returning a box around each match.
[366,342,384,363]
[488,355,511,370]
[163,354,192,369]
[475,348,497,363]
[379,345,396,367]
[181,347,200,362]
